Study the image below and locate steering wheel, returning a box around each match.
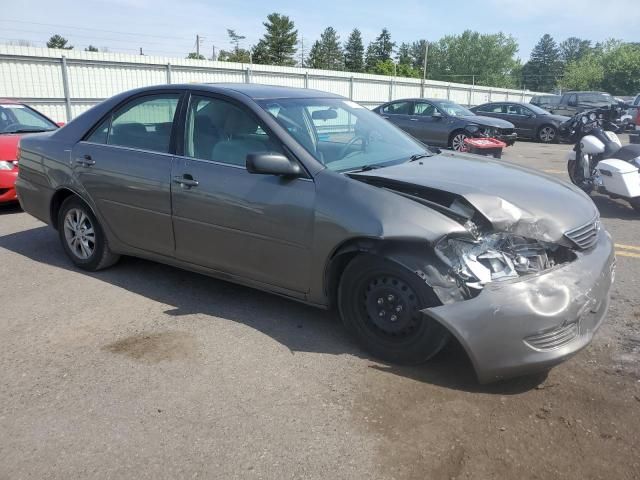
[1,122,22,133]
[338,135,367,159]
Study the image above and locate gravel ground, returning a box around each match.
[1,137,639,479]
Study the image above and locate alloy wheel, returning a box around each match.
[539,126,556,143]
[451,133,468,152]
[63,208,96,260]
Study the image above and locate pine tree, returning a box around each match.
[375,28,395,62]
[364,43,378,72]
[344,29,365,72]
[254,13,298,66]
[307,27,343,70]
[522,34,562,91]
[47,34,73,50]
[560,37,592,64]
[396,42,412,66]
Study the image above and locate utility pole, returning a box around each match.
[139,47,143,55]
[298,37,306,67]
[196,34,204,57]
[422,41,429,81]
[211,44,216,61]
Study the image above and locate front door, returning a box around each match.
[411,101,449,146]
[72,92,181,256]
[171,93,315,293]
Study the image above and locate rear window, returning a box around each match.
[579,93,612,104]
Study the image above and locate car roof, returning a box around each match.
[192,83,343,100]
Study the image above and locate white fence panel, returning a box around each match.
[0,45,542,123]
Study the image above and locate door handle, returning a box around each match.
[381,115,389,119]
[75,154,95,167]
[173,175,199,188]
[409,118,419,121]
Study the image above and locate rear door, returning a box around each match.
[72,92,182,256]
[378,101,415,135]
[503,104,536,137]
[170,93,315,293]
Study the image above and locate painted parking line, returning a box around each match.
[615,244,640,259]
[616,251,640,259]
[615,243,640,251]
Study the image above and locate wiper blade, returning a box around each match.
[351,164,379,172]
[408,153,433,162]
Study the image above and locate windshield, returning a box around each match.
[258,98,431,172]
[527,104,550,115]
[432,100,473,117]
[0,104,58,134]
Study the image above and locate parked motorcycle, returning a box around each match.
[562,107,640,212]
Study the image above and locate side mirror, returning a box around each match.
[246,152,302,177]
[56,122,66,127]
[432,111,443,119]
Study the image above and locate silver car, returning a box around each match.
[16,84,615,383]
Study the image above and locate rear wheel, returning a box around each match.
[58,196,120,271]
[450,131,468,152]
[630,198,640,213]
[538,125,557,143]
[338,255,450,364]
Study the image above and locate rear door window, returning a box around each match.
[381,101,412,115]
[87,94,180,153]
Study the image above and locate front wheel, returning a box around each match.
[538,125,557,143]
[450,131,468,152]
[567,159,593,194]
[338,255,450,364]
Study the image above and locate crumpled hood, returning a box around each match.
[351,152,598,243]
[460,115,514,129]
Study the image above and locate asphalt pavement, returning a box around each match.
[1,137,639,480]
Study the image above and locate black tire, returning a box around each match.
[567,159,593,195]
[57,196,120,271]
[538,125,557,143]
[449,130,468,152]
[338,255,450,364]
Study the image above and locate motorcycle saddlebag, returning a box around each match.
[597,158,640,198]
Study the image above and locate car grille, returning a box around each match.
[524,321,579,351]
[498,128,515,136]
[564,218,600,250]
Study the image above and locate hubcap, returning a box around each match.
[452,134,468,152]
[63,208,96,260]
[362,275,421,337]
[540,127,555,142]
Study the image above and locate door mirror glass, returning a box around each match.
[246,152,301,177]
[432,111,443,119]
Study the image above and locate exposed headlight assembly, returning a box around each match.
[0,160,16,170]
[436,233,572,292]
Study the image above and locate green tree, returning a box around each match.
[47,34,73,50]
[522,34,562,91]
[560,37,592,64]
[85,45,99,52]
[307,27,343,70]
[186,52,206,60]
[427,31,519,88]
[409,40,428,71]
[218,29,251,63]
[374,28,395,63]
[561,55,604,91]
[364,43,378,72]
[253,13,298,66]
[600,42,640,94]
[343,28,365,72]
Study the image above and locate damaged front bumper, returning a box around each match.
[424,229,615,383]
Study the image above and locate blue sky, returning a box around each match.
[2,0,639,61]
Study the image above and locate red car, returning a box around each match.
[0,100,61,204]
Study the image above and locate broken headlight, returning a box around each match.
[436,233,571,292]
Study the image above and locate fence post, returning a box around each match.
[166,63,172,84]
[389,78,394,101]
[467,84,473,106]
[488,88,492,102]
[304,71,309,89]
[60,55,72,122]
[245,66,251,83]
[349,76,354,100]
[420,79,425,98]
[446,83,451,100]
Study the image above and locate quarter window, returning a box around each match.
[87,94,180,153]
[184,95,281,166]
